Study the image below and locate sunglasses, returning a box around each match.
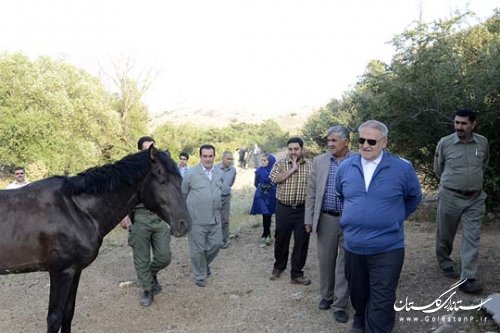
[358,138,378,146]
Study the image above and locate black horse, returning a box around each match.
[0,146,191,333]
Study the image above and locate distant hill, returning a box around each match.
[149,105,318,135]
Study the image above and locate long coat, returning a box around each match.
[182,163,223,225]
[250,155,277,215]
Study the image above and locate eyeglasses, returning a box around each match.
[358,138,378,146]
[15,172,24,175]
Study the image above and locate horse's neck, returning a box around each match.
[72,187,140,237]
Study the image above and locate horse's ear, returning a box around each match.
[148,144,157,163]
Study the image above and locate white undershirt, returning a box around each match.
[204,167,214,180]
[361,151,383,191]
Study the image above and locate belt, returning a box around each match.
[321,210,341,217]
[444,187,478,196]
[278,200,305,209]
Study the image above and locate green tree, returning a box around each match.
[0,53,122,177]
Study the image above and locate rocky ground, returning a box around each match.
[0,167,499,333]
[0,219,499,333]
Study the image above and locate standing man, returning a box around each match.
[269,137,312,285]
[305,125,353,323]
[434,108,489,294]
[237,146,247,169]
[336,120,422,333]
[178,152,190,178]
[215,151,237,249]
[120,136,172,307]
[6,167,30,189]
[182,144,224,287]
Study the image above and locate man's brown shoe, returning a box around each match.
[270,269,282,280]
[291,276,311,285]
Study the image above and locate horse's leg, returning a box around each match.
[60,271,82,333]
[47,269,75,333]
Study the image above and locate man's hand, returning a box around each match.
[291,156,299,172]
[305,224,312,233]
[120,216,132,230]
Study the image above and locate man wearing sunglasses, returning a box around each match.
[6,167,30,189]
[335,120,422,333]
[434,108,489,294]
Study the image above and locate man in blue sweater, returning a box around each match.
[335,120,422,333]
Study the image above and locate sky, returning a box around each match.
[1,0,498,116]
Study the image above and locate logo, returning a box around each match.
[394,280,491,314]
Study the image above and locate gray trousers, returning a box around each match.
[436,187,486,279]
[128,210,171,291]
[188,223,222,282]
[221,195,231,243]
[316,213,349,311]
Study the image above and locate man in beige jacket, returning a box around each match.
[305,125,354,323]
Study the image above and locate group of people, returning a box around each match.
[119,139,237,304]
[246,108,488,333]
[5,107,488,333]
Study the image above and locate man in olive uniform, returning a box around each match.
[121,136,171,306]
[434,108,489,294]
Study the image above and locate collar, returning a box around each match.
[452,132,476,144]
[361,150,383,166]
[285,156,306,164]
[330,150,352,161]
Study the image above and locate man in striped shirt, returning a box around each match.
[269,137,312,285]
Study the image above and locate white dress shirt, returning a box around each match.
[361,151,383,191]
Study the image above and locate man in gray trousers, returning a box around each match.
[182,144,224,287]
[305,125,353,323]
[215,151,237,249]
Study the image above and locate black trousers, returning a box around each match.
[262,214,272,238]
[273,202,310,278]
[345,248,404,333]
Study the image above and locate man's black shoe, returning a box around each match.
[140,290,154,307]
[152,275,162,295]
[442,266,460,279]
[270,269,282,280]
[290,276,311,285]
[318,299,333,310]
[459,279,483,294]
[334,310,349,323]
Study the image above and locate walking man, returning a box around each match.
[269,137,312,285]
[182,144,224,287]
[120,136,171,307]
[336,120,422,333]
[215,151,237,249]
[305,125,353,323]
[434,108,489,294]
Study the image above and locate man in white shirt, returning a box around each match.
[6,167,30,189]
[335,120,422,333]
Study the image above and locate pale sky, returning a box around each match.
[1,0,498,115]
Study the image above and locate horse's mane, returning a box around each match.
[62,150,180,195]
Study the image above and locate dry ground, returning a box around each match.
[0,168,499,333]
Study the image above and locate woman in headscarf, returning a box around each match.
[250,153,277,246]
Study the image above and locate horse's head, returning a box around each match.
[140,146,191,237]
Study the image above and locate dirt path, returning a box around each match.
[0,218,499,333]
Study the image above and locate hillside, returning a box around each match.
[149,105,317,134]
